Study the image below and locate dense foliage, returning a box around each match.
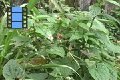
[0,0,120,80]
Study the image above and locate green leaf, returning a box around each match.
[27,73,48,80]
[61,18,70,27]
[49,58,80,77]
[88,47,102,60]
[98,19,117,26]
[50,67,72,77]
[85,60,117,80]
[89,4,101,18]
[3,59,25,79]
[69,32,83,41]
[103,14,120,24]
[32,7,39,15]
[41,63,81,78]
[0,13,7,33]
[63,6,71,12]
[36,15,50,20]
[35,25,53,38]
[84,35,88,42]
[106,0,120,7]
[79,23,89,30]
[88,19,109,34]
[0,35,4,45]
[95,31,120,53]
[106,63,117,80]
[28,19,35,27]
[1,30,18,56]
[11,35,31,42]
[49,47,65,57]
[27,0,38,13]
[88,38,99,45]
[50,0,64,13]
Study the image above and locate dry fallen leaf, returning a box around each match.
[29,57,49,65]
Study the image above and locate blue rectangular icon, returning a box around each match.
[12,13,22,21]
[12,22,22,28]
[12,7,22,12]
[7,6,27,28]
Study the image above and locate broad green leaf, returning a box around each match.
[69,32,83,41]
[101,50,115,60]
[47,17,56,22]
[88,19,109,34]
[36,15,50,20]
[3,59,25,79]
[108,43,120,53]
[90,63,109,80]
[11,35,30,42]
[95,31,120,53]
[106,64,117,80]
[76,11,90,20]
[85,32,95,36]
[32,7,39,15]
[106,0,120,7]
[49,47,65,57]
[61,18,70,27]
[49,58,79,77]
[85,60,117,80]
[63,6,71,12]
[41,63,81,78]
[28,19,35,27]
[88,47,102,60]
[39,9,48,15]
[79,23,89,30]
[35,25,53,38]
[50,67,73,77]
[88,38,99,45]
[89,4,101,18]
[27,73,48,80]
[103,14,120,24]
[27,0,38,13]
[85,59,96,68]
[98,19,117,26]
